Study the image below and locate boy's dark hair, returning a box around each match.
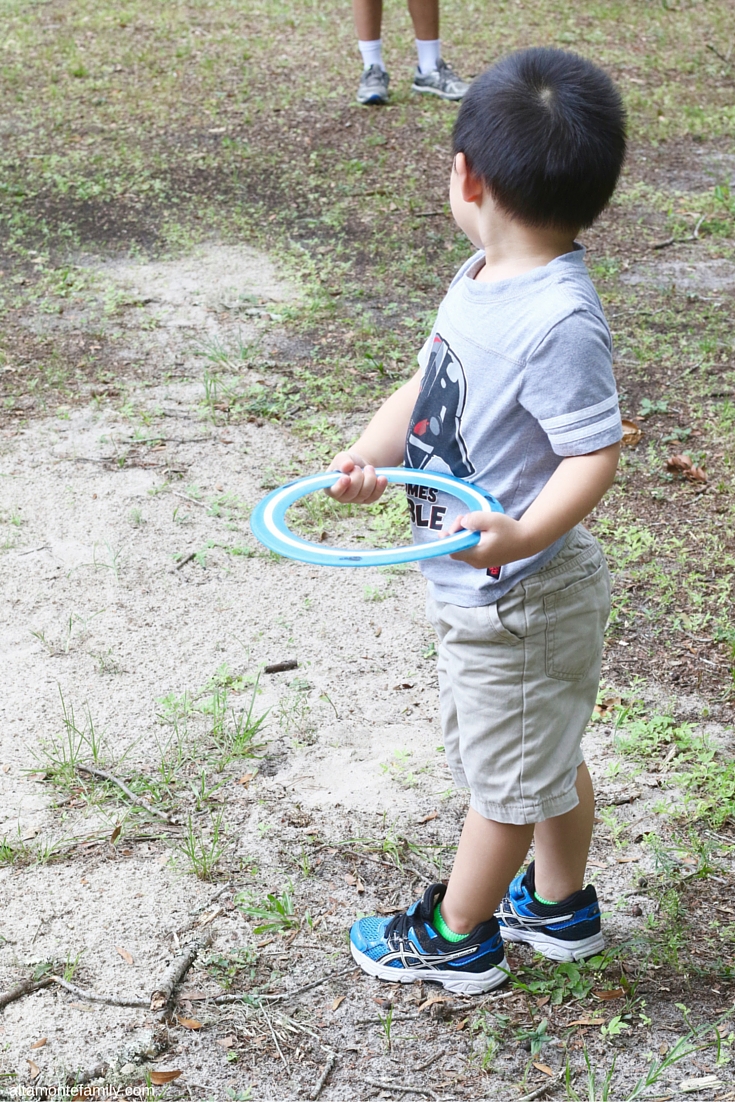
[453,48,626,231]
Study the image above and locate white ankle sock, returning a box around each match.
[358,39,385,71]
[416,38,441,74]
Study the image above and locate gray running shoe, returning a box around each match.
[357,64,390,106]
[411,58,469,101]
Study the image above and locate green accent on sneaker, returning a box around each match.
[432,902,468,942]
[533,890,559,906]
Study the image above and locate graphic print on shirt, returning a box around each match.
[405,334,475,479]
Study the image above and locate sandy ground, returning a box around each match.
[1,245,732,1100]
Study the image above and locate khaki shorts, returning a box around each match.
[427,525,610,825]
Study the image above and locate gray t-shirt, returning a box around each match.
[403,246,622,607]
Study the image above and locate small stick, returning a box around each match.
[411,1052,444,1073]
[50,976,148,1009]
[706,42,733,69]
[261,1003,289,1072]
[515,1075,562,1102]
[264,659,298,674]
[174,551,197,571]
[364,1079,438,1100]
[0,976,53,1010]
[310,1054,336,1100]
[172,491,207,508]
[151,938,207,1012]
[76,764,178,826]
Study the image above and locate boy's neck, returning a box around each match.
[473,208,577,283]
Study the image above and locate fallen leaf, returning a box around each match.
[30,1038,47,1049]
[197,908,222,927]
[149,1070,183,1085]
[332,995,346,1011]
[27,1059,40,1079]
[685,465,707,483]
[533,1062,555,1076]
[666,452,693,473]
[587,860,608,869]
[110,824,122,844]
[593,988,625,1000]
[176,1016,202,1030]
[593,695,622,718]
[419,996,452,1012]
[536,995,550,1007]
[216,1037,236,1049]
[616,856,639,863]
[568,1018,604,1026]
[344,873,357,886]
[178,990,212,1001]
[418,811,438,823]
[680,1076,722,1093]
[455,1017,468,1031]
[116,946,134,965]
[621,419,643,447]
[393,682,415,690]
[236,773,255,786]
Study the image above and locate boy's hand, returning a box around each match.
[326,452,388,504]
[446,511,529,569]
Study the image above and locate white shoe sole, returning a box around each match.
[411,84,465,101]
[350,942,509,995]
[499,926,605,962]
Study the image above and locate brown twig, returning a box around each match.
[151,938,207,1012]
[264,659,298,674]
[76,764,178,825]
[174,550,197,571]
[364,1079,439,1100]
[653,214,706,250]
[50,975,148,1008]
[514,1076,562,1102]
[0,975,53,1010]
[706,43,733,69]
[310,1054,337,1100]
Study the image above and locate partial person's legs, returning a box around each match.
[407,0,468,99]
[441,764,596,933]
[407,0,439,39]
[353,0,391,104]
[352,0,382,43]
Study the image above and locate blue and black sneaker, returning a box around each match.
[349,882,508,995]
[495,861,605,962]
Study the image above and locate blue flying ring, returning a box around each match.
[249,467,503,567]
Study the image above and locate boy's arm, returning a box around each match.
[448,443,620,568]
[327,370,422,504]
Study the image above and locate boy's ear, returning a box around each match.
[454,152,484,205]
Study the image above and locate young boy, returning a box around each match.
[327,47,627,994]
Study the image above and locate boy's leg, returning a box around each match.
[440,811,533,934]
[534,761,595,902]
[441,763,594,934]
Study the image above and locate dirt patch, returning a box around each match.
[621,257,735,293]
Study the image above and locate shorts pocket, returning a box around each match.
[543,561,609,681]
[486,601,522,646]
